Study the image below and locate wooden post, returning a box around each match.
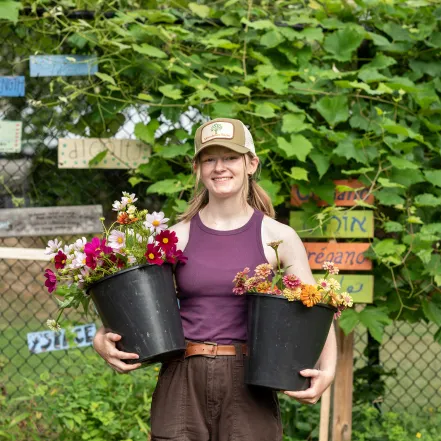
[319,386,332,441]
[332,326,354,441]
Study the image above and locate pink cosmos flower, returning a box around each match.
[282,274,302,289]
[84,237,112,257]
[44,269,57,293]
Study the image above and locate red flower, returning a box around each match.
[44,269,57,293]
[155,230,178,252]
[145,244,164,265]
[109,254,126,269]
[166,245,188,264]
[54,250,67,269]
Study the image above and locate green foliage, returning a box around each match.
[2,0,441,340]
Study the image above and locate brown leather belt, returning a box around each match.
[185,341,248,359]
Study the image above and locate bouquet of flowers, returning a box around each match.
[233,240,353,318]
[43,192,186,331]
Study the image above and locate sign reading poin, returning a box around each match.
[58,138,151,169]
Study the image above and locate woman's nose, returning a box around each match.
[214,158,226,170]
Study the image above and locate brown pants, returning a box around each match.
[150,344,282,441]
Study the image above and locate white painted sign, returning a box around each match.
[0,205,103,237]
[58,138,151,169]
[27,323,96,354]
[0,121,22,153]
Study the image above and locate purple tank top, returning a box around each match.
[175,209,267,344]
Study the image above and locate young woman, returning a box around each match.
[93,118,337,441]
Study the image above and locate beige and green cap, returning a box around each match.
[194,118,256,159]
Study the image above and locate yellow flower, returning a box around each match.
[283,288,301,302]
[256,281,271,293]
[416,433,422,439]
[154,367,159,371]
[267,240,283,250]
[300,284,322,307]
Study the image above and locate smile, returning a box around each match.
[212,177,232,182]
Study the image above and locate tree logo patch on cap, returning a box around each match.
[201,121,234,143]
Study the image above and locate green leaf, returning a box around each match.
[414,194,441,207]
[132,44,168,59]
[260,30,285,48]
[309,150,330,179]
[241,19,275,30]
[254,103,276,119]
[147,179,183,195]
[338,309,360,335]
[277,135,312,162]
[0,0,22,23]
[373,239,406,257]
[173,199,188,213]
[156,143,191,159]
[359,307,392,343]
[128,176,144,187]
[259,179,284,206]
[189,2,210,18]
[158,84,182,100]
[282,113,309,133]
[375,189,405,206]
[378,177,406,188]
[384,221,403,233]
[134,120,159,144]
[286,167,309,181]
[315,96,349,127]
[88,150,107,167]
[422,294,441,326]
[232,86,251,97]
[95,72,116,86]
[323,28,364,61]
[137,93,154,101]
[389,157,420,170]
[333,138,367,164]
[424,170,441,187]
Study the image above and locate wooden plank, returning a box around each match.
[0,121,22,153]
[319,386,331,441]
[332,326,354,441]
[30,55,98,77]
[291,180,374,207]
[0,76,25,97]
[313,274,373,304]
[305,243,372,271]
[0,247,50,261]
[290,210,374,239]
[58,138,151,169]
[0,205,103,237]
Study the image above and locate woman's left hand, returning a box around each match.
[283,369,334,405]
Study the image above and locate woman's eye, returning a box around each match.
[203,158,214,163]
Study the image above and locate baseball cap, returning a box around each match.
[194,118,256,159]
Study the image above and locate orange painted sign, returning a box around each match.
[304,243,372,271]
[291,180,374,207]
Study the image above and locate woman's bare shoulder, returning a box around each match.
[262,215,296,241]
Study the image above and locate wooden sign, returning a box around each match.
[0,121,22,153]
[58,138,150,169]
[313,273,373,303]
[0,205,103,237]
[305,243,372,270]
[0,76,25,97]
[0,247,50,261]
[30,55,98,77]
[291,179,374,207]
[290,210,374,238]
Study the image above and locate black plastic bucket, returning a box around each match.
[245,293,336,391]
[88,263,186,365]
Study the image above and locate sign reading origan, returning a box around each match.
[0,205,103,237]
[58,138,151,169]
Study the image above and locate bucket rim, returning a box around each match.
[246,292,338,312]
[86,262,170,294]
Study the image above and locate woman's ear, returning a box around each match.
[247,155,259,175]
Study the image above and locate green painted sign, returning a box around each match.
[290,210,374,238]
[314,273,373,304]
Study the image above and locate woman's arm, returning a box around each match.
[278,226,337,404]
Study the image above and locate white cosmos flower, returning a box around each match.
[63,244,74,255]
[148,235,154,244]
[127,255,137,264]
[144,211,169,234]
[109,230,126,250]
[328,278,341,291]
[71,252,87,268]
[122,192,138,204]
[127,205,136,215]
[46,319,61,332]
[112,200,123,211]
[44,239,62,256]
[73,237,87,252]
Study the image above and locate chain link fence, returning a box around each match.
[1,15,440,415]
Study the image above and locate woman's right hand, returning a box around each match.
[93,326,142,373]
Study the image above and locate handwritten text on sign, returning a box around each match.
[290,210,374,239]
[58,138,151,169]
[291,180,374,207]
[27,324,96,354]
[305,243,372,270]
[0,76,25,97]
[0,121,22,153]
[30,55,99,77]
[0,205,103,237]
[314,274,373,304]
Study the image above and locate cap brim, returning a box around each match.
[194,140,253,158]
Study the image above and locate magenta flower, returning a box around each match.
[156,230,178,252]
[54,250,67,269]
[44,269,57,293]
[84,237,113,257]
[165,245,188,264]
[145,244,164,266]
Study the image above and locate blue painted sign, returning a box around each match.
[27,323,96,354]
[30,55,98,77]
[0,76,25,97]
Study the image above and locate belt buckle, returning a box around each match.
[203,341,218,358]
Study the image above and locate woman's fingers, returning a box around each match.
[113,349,140,360]
[106,332,122,342]
[109,358,142,373]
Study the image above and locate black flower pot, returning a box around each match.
[245,293,336,391]
[88,263,186,365]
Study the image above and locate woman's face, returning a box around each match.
[198,146,258,200]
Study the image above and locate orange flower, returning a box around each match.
[256,281,271,293]
[300,284,322,307]
[117,212,138,225]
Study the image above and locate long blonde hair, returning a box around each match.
[178,153,275,222]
